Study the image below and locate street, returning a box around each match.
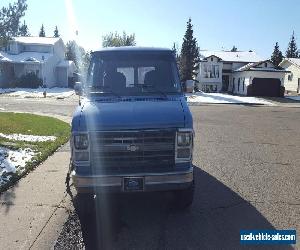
[57,102,299,249]
[0,96,78,121]
[0,97,299,249]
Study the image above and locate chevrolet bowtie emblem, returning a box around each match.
[127,145,139,152]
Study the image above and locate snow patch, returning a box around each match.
[186,92,273,105]
[0,147,35,186]
[0,87,74,99]
[0,133,56,142]
[199,50,263,63]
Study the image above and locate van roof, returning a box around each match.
[92,46,173,54]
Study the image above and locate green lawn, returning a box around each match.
[0,112,70,192]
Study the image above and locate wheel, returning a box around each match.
[75,193,94,217]
[173,181,194,209]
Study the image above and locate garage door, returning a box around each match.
[251,78,281,97]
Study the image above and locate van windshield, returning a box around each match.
[86,52,182,96]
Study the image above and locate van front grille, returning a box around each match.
[90,129,175,173]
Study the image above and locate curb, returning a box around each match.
[187,102,274,106]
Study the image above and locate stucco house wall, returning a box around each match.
[230,71,249,95]
[42,55,58,87]
[41,39,67,87]
[196,55,223,92]
[53,40,66,60]
[280,60,300,93]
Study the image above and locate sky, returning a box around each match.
[2,0,300,58]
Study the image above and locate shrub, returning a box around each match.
[15,72,43,88]
[279,86,285,97]
[194,82,200,92]
[247,84,253,96]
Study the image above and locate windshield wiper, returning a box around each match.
[88,86,121,98]
[139,84,168,99]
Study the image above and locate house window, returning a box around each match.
[203,84,217,92]
[243,78,245,92]
[211,57,213,62]
[238,78,240,92]
[212,65,219,78]
[264,62,267,67]
[203,64,209,78]
[204,64,219,78]
[288,73,293,81]
[204,64,212,78]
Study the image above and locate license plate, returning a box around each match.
[123,177,144,192]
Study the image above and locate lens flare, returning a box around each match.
[65,1,115,247]
[64,0,83,77]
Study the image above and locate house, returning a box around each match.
[196,50,289,96]
[0,37,76,88]
[279,58,300,94]
[232,60,288,96]
[196,50,262,93]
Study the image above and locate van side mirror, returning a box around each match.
[74,82,83,96]
[181,82,185,92]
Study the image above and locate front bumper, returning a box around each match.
[72,167,193,193]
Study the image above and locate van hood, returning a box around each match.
[72,97,187,131]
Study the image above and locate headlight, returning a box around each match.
[74,151,89,161]
[177,132,192,146]
[74,134,89,150]
[176,129,193,162]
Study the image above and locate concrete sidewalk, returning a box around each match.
[0,143,72,249]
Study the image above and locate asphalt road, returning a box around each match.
[0,96,79,119]
[55,104,299,250]
[0,97,299,249]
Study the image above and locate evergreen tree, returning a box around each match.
[102,31,136,47]
[39,24,45,37]
[286,31,298,58]
[270,42,283,67]
[82,50,92,73]
[65,40,87,71]
[231,45,238,52]
[0,0,28,46]
[172,42,180,63]
[179,18,200,86]
[53,25,59,37]
[172,42,177,56]
[18,20,30,36]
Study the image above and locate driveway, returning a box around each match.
[55,104,300,250]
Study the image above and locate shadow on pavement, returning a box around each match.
[264,96,300,104]
[0,183,18,214]
[72,167,293,250]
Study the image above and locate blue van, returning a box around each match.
[71,47,194,207]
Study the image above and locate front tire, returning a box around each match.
[173,181,194,209]
[75,193,94,217]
